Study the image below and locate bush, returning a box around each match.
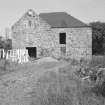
[91,72,105,97]
[0,59,18,76]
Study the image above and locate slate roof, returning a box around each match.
[39,12,89,28]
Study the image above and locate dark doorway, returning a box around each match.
[59,33,66,44]
[26,47,37,58]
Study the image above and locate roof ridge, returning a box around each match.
[39,11,68,15]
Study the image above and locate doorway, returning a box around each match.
[26,47,37,58]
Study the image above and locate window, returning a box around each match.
[27,10,34,17]
[59,33,66,44]
[28,20,32,27]
[23,20,28,28]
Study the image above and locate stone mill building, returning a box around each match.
[11,9,92,60]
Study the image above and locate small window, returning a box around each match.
[23,20,28,28]
[28,20,32,27]
[59,33,66,44]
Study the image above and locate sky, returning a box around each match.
[0,0,105,35]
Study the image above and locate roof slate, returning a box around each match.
[39,12,89,28]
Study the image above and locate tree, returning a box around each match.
[0,36,12,71]
[90,22,105,55]
[3,39,12,51]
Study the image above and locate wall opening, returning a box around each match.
[28,20,32,27]
[60,46,66,56]
[59,33,66,44]
[26,47,37,58]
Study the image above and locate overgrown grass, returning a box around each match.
[0,59,19,76]
[28,69,79,105]
[27,64,105,105]
[0,56,105,105]
[90,55,105,67]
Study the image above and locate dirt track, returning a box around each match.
[0,61,69,105]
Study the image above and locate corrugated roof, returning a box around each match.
[39,12,89,28]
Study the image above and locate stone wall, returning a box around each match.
[51,27,92,60]
[11,10,92,60]
[11,10,56,58]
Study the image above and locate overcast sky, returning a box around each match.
[0,0,105,34]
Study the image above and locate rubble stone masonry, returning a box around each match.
[11,10,92,61]
[52,27,92,60]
